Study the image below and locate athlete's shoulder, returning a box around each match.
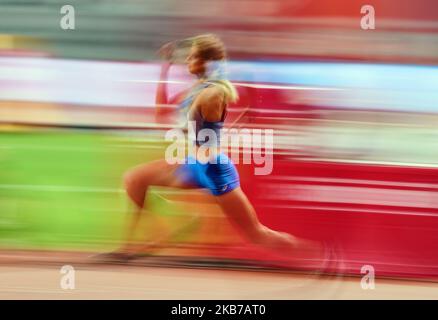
[196,84,225,109]
[199,83,225,101]
[205,80,238,105]
[194,84,225,122]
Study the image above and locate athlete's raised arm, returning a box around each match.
[155,42,191,123]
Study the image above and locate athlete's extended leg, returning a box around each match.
[214,187,316,257]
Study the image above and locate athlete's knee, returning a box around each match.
[123,169,141,191]
[123,168,150,206]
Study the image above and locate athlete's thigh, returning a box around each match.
[125,159,196,189]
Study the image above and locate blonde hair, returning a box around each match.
[189,34,227,61]
[187,34,239,104]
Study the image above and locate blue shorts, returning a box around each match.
[175,153,240,196]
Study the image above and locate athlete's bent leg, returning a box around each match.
[120,159,196,255]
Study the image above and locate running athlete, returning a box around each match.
[108,34,325,266]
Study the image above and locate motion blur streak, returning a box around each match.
[1,0,438,296]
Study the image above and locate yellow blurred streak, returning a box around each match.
[0,101,64,126]
[0,34,15,49]
[0,34,45,50]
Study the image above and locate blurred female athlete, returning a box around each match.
[109,34,324,266]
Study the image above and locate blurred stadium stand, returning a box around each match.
[0,0,437,63]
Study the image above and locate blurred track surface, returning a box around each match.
[0,264,437,299]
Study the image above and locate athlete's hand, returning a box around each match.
[157,41,177,63]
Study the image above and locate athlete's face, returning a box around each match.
[186,46,206,76]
